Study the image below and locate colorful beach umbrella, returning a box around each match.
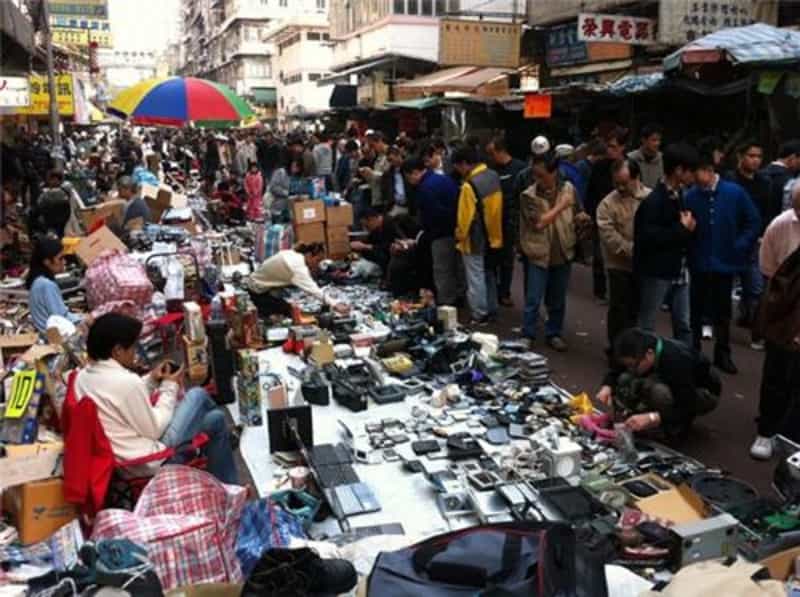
[108,77,254,127]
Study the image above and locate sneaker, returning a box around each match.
[546,336,568,352]
[499,297,514,307]
[702,325,713,340]
[660,303,671,312]
[750,340,765,351]
[750,435,774,460]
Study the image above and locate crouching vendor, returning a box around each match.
[74,313,239,484]
[247,242,350,318]
[595,328,721,436]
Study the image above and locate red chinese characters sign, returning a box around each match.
[578,13,657,45]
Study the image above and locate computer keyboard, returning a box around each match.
[316,464,359,488]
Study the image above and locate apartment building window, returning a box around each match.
[407,0,418,14]
[447,0,459,12]
[322,32,330,40]
[307,32,321,40]
[308,73,322,81]
[316,0,326,9]
[286,73,302,84]
[421,0,432,15]
[279,0,288,6]
[435,0,445,14]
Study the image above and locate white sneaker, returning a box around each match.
[750,435,774,460]
[750,340,765,351]
[702,325,713,340]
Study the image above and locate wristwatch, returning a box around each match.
[649,412,658,424]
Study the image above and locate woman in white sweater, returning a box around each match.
[74,313,238,484]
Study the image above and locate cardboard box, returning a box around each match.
[75,226,127,265]
[326,225,350,258]
[325,203,354,228]
[142,183,174,222]
[635,484,709,525]
[2,477,78,544]
[0,333,38,362]
[294,222,325,246]
[3,441,64,459]
[77,199,126,231]
[183,335,209,385]
[292,200,326,225]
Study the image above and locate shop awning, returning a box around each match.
[251,87,277,106]
[384,97,440,110]
[664,24,800,72]
[396,66,509,92]
[329,84,357,108]
[318,57,397,85]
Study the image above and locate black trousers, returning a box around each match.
[757,341,800,437]
[248,289,293,319]
[690,271,733,357]
[606,269,639,347]
[592,233,607,300]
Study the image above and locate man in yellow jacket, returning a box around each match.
[452,147,504,324]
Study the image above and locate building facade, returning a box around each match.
[265,15,333,126]
[178,0,329,119]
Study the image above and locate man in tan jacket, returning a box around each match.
[596,159,650,348]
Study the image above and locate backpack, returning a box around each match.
[366,522,607,597]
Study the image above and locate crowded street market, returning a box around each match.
[3,1,800,596]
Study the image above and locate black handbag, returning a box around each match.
[367,522,607,597]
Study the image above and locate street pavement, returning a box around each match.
[486,262,775,496]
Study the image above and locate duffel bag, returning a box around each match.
[86,249,153,311]
[366,521,606,597]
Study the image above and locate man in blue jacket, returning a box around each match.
[402,157,464,306]
[685,151,761,375]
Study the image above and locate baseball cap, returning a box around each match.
[531,135,551,155]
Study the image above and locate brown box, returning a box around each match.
[142,183,174,222]
[294,222,326,245]
[292,200,326,225]
[75,225,127,265]
[2,477,78,544]
[325,203,353,228]
[77,199,127,231]
[183,335,209,385]
[326,225,350,258]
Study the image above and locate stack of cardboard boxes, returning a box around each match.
[291,199,353,258]
[182,302,209,386]
[292,199,326,247]
[325,203,353,259]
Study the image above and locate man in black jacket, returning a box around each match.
[634,143,698,345]
[596,328,721,436]
[380,146,414,216]
[727,140,771,331]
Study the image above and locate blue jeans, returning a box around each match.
[462,253,497,320]
[740,244,764,314]
[523,262,571,339]
[637,277,692,345]
[162,388,238,485]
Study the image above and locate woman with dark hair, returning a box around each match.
[27,235,85,333]
[75,313,238,484]
[518,152,586,351]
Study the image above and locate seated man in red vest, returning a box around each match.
[74,313,239,484]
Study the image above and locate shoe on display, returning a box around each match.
[702,325,713,340]
[750,436,774,460]
[750,340,765,351]
[546,336,568,352]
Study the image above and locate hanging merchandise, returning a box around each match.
[164,256,185,311]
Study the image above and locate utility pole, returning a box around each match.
[42,0,62,153]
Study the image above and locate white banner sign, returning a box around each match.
[577,13,657,45]
[659,0,757,45]
[0,77,31,108]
